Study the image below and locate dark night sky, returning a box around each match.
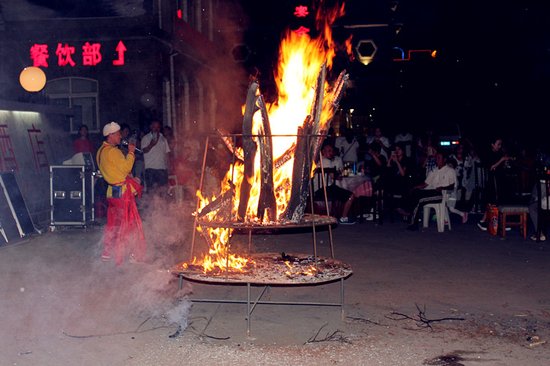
[238,0,550,149]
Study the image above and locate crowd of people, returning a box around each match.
[315,125,549,240]
[74,120,548,265]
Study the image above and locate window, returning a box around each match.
[44,77,99,133]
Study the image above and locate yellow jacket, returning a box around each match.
[96,142,135,197]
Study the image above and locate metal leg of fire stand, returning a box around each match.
[319,157,335,258]
[178,277,347,336]
[339,277,345,320]
[190,136,211,261]
[327,223,335,259]
[246,283,269,336]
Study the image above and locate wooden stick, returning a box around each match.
[196,181,235,218]
[286,64,326,222]
[216,128,244,162]
[256,95,277,221]
[237,81,259,221]
[284,119,312,222]
[274,143,296,169]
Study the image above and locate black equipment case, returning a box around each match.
[49,165,95,227]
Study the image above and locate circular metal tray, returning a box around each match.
[172,252,352,285]
[195,214,337,230]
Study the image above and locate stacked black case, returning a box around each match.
[50,165,95,227]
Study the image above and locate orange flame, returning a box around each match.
[192,1,345,274]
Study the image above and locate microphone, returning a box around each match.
[121,139,142,153]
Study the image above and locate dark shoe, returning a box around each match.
[406,224,418,231]
[477,221,487,231]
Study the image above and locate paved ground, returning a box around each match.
[1,199,549,365]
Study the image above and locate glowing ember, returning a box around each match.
[174,253,352,285]
[190,1,347,274]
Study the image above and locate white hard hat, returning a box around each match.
[102,121,121,136]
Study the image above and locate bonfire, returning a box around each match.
[186,1,350,275]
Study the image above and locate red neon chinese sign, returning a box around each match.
[30,44,49,67]
[56,43,76,67]
[292,5,310,36]
[30,41,127,67]
[294,5,309,17]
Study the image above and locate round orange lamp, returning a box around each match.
[19,66,47,92]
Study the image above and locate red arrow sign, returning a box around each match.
[112,41,127,66]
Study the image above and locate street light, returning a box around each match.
[355,39,377,66]
[19,66,47,92]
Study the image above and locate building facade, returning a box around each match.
[0,0,247,224]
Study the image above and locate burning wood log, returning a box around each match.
[311,69,349,164]
[308,63,327,165]
[256,95,277,222]
[237,81,259,221]
[284,118,313,222]
[328,69,349,109]
[310,63,326,137]
[216,128,243,162]
[274,143,296,169]
[285,64,326,222]
[196,181,236,219]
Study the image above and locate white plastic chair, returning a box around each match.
[422,190,451,232]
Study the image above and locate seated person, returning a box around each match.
[312,142,354,223]
[364,141,387,183]
[445,157,469,224]
[383,143,414,214]
[402,153,457,230]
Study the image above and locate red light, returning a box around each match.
[177,9,183,19]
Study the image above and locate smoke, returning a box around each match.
[138,193,196,265]
[88,185,199,335]
[128,266,193,330]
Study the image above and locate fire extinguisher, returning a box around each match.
[487,204,499,236]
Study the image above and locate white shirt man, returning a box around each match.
[406,154,456,230]
[335,136,360,163]
[141,121,171,192]
[425,164,457,190]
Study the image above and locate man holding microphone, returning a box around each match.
[96,121,146,265]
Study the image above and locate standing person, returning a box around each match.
[73,124,95,154]
[118,123,132,155]
[366,126,391,160]
[477,137,514,230]
[133,128,146,183]
[141,120,171,194]
[335,127,360,167]
[394,128,414,158]
[96,122,145,264]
